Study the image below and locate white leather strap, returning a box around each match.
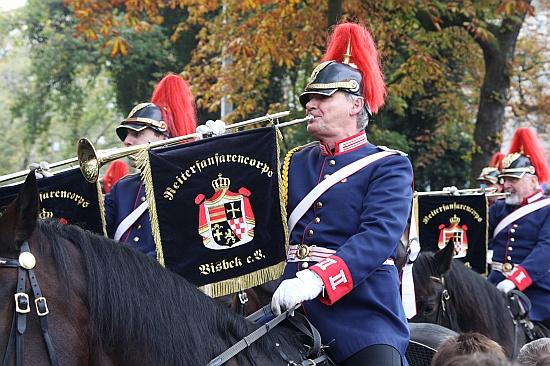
[288,151,397,234]
[493,198,550,238]
[114,201,148,241]
[402,202,420,319]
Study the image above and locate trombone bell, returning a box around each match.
[78,138,101,183]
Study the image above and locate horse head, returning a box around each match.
[410,239,457,328]
[0,173,93,365]
[410,238,523,358]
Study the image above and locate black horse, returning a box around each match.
[0,174,326,365]
[410,241,525,358]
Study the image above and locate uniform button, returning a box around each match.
[133,236,140,242]
[324,174,330,180]
[329,160,336,166]
[301,262,309,269]
[510,238,515,242]
[140,196,146,202]
[137,224,142,229]
[508,247,513,251]
[510,229,516,233]
[307,229,314,237]
[507,256,512,261]
[314,217,321,224]
[513,224,518,228]
[315,202,323,209]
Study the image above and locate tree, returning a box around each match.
[414,0,535,184]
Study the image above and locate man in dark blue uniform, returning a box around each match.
[271,23,412,366]
[104,74,198,259]
[487,128,550,330]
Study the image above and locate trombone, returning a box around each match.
[415,186,510,198]
[78,111,313,183]
[0,157,79,185]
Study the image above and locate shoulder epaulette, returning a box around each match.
[378,145,408,157]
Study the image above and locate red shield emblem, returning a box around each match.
[437,214,468,258]
[195,174,255,250]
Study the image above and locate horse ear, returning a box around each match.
[0,172,39,252]
[434,237,455,274]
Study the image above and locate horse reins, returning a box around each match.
[207,305,330,366]
[0,241,58,366]
[429,275,459,331]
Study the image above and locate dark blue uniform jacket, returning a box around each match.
[283,132,413,363]
[488,191,550,321]
[104,174,156,259]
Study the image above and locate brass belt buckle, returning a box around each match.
[296,244,311,260]
[502,262,514,273]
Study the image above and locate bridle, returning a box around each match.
[0,241,58,366]
[207,305,332,366]
[429,275,459,331]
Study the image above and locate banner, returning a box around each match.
[141,127,287,297]
[0,168,106,235]
[415,194,488,274]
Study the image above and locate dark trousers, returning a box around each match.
[341,344,402,366]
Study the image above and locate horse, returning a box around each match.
[0,173,328,366]
[410,240,526,358]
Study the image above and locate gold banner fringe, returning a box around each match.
[95,179,108,237]
[199,260,286,298]
[136,149,165,266]
[275,127,290,268]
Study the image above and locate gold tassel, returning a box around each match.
[136,149,165,266]
[96,179,108,237]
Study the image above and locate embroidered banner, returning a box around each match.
[0,168,106,235]
[142,127,287,297]
[416,194,488,274]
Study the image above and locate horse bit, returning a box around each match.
[0,241,58,366]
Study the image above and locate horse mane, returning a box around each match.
[415,252,515,352]
[36,220,304,365]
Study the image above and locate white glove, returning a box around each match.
[205,119,226,136]
[195,120,226,139]
[271,269,324,315]
[496,279,516,294]
[29,161,53,179]
[443,186,460,196]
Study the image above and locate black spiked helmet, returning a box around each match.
[299,61,363,108]
[116,103,168,141]
[477,167,500,184]
[499,153,536,179]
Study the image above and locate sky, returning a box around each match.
[0,0,26,12]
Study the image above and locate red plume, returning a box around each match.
[102,160,129,193]
[508,127,549,183]
[151,74,197,137]
[489,152,505,170]
[322,22,386,114]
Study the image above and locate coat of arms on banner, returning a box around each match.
[195,174,255,250]
[437,214,469,258]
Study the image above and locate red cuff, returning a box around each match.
[310,255,353,305]
[506,265,532,291]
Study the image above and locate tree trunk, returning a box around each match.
[469,4,531,185]
[327,0,342,28]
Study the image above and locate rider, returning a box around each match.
[104,73,198,259]
[477,152,504,206]
[271,22,413,366]
[487,127,550,331]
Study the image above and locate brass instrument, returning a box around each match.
[415,186,510,198]
[0,157,79,185]
[78,111,313,183]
